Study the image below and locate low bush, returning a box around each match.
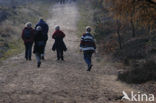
[118,61,156,84]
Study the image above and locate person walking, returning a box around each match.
[22,22,34,61]
[80,26,96,71]
[33,26,45,68]
[35,18,49,60]
[52,25,67,61]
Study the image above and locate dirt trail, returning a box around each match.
[0,3,147,103]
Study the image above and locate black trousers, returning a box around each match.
[42,41,47,56]
[56,49,64,60]
[25,42,33,60]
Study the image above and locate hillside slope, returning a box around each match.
[0,1,52,59]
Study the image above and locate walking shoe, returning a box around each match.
[57,58,60,60]
[61,57,64,61]
[37,62,41,68]
[41,56,45,60]
[87,65,93,71]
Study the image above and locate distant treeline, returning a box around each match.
[0,0,56,7]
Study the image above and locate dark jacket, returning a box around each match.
[35,20,49,41]
[80,32,96,52]
[33,31,45,54]
[52,30,67,51]
[22,27,34,44]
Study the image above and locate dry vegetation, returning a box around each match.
[78,0,156,86]
[0,0,54,60]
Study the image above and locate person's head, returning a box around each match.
[86,26,91,33]
[40,17,43,20]
[25,22,32,28]
[36,26,42,31]
[55,25,60,30]
[38,17,44,22]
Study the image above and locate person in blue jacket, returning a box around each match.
[35,18,49,60]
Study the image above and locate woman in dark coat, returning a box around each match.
[33,26,45,68]
[52,25,67,61]
[22,22,34,61]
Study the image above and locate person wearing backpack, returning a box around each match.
[80,26,96,71]
[33,26,45,68]
[22,22,34,61]
[52,25,67,61]
[35,18,49,60]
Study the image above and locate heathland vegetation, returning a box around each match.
[78,0,156,84]
[0,0,54,60]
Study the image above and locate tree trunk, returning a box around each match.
[130,1,136,38]
[116,20,122,49]
[98,0,104,9]
[147,26,152,41]
[131,19,136,37]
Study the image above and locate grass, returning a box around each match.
[0,39,24,61]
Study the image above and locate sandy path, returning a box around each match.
[0,3,148,103]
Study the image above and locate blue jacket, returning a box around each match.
[35,20,49,41]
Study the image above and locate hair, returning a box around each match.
[86,26,91,32]
[36,26,42,31]
[39,17,43,21]
[55,25,60,30]
[25,22,32,28]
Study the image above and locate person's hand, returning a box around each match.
[94,50,97,54]
[80,49,82,52]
